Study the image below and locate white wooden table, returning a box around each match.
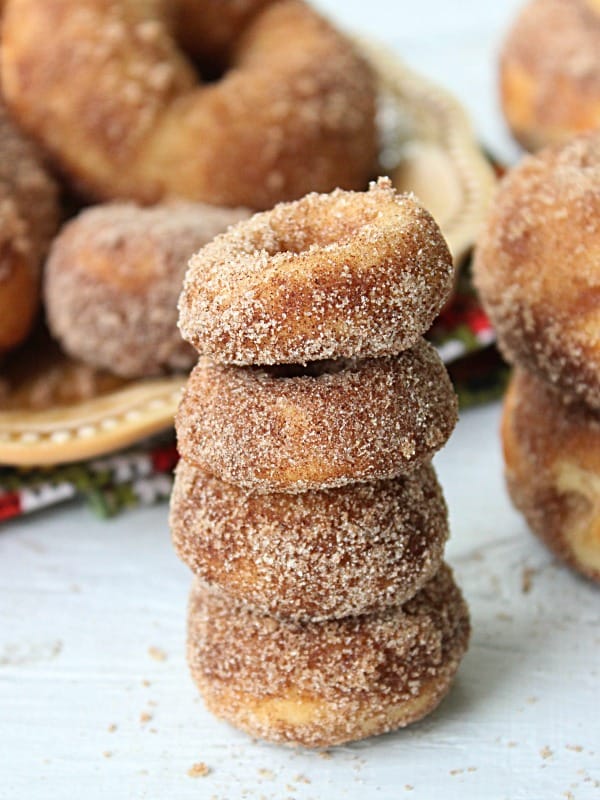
[2,2,599,798]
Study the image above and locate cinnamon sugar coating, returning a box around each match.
[170,459,448,621]
[187,563,470,747]
[474,132,600,409]
[0,100,59,353]
[500,0,600,150]
[502,369,600,582]
[176,340,458,492]
[1,0,377,209]
[44,202,250,378]
[179,178,454,365]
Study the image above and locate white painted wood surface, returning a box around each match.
[1,2,599,798]
[3,403,599,799]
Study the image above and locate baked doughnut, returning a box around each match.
[473,132,600,409]
[176,340,458,493]
[500,0,600,151]
[44,202,250,379]
[187,563,470,747]
[0,101,59,354]
[1,0,377,209]
[502,369,600,582]
[170,459,448,621]
[179,178,454,365]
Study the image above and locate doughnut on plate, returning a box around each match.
[0,46,495,466]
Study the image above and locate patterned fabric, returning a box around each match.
[0,441,178,522]
[0,257,506,522]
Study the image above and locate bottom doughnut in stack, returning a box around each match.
[187,564,470,748]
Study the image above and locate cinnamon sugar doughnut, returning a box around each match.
[474,132,600,409]
[502,369,600,582]
[170,459,448,621]
[1,0,377,209]
[44,202,250,378]
[0,101,59,354]
[179,178,454,365]
[187,564,470,747]
[175,340,458,493]
[500,0,600,151]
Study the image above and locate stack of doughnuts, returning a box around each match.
[474,131,600,582]
[170,177,470,747]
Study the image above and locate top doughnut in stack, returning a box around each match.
[171,177,470,747]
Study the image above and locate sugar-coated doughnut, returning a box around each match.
[1,0,377,209]
[0,101,59,354]
[502,369,600,582]
[44,202,250,378]
[170,459,448,621]
[179,178,454,365]
[175,340,458,493]
[474,132,600,409]
[187,563,470,747]
[500,0,600,151]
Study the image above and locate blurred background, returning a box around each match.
[314,0,524,163]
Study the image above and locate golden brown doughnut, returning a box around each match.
[473,132,600,409]
[0,101,59,354]
[175,340,458,493]
[170,459,449,621]
[44,202,250,379]
[187,563,470,747]
[502,369,600,582]
[500,0,600,151]
[1,0,377,209]
[179,178,454,365]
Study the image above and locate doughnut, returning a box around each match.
[500,0,600,151]
[187,563,470,747]
[502,369,600,582]
[1,0,377,209]
[179,178,454,365]
[44,202,250,379]
[473,132,600,410]
[0,100,59,354]
[175,340,458,493]
[170,459,449,621]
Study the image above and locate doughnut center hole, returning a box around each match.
[188,55,228,84]
[267,206,381,256]
[173,12,232,84]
